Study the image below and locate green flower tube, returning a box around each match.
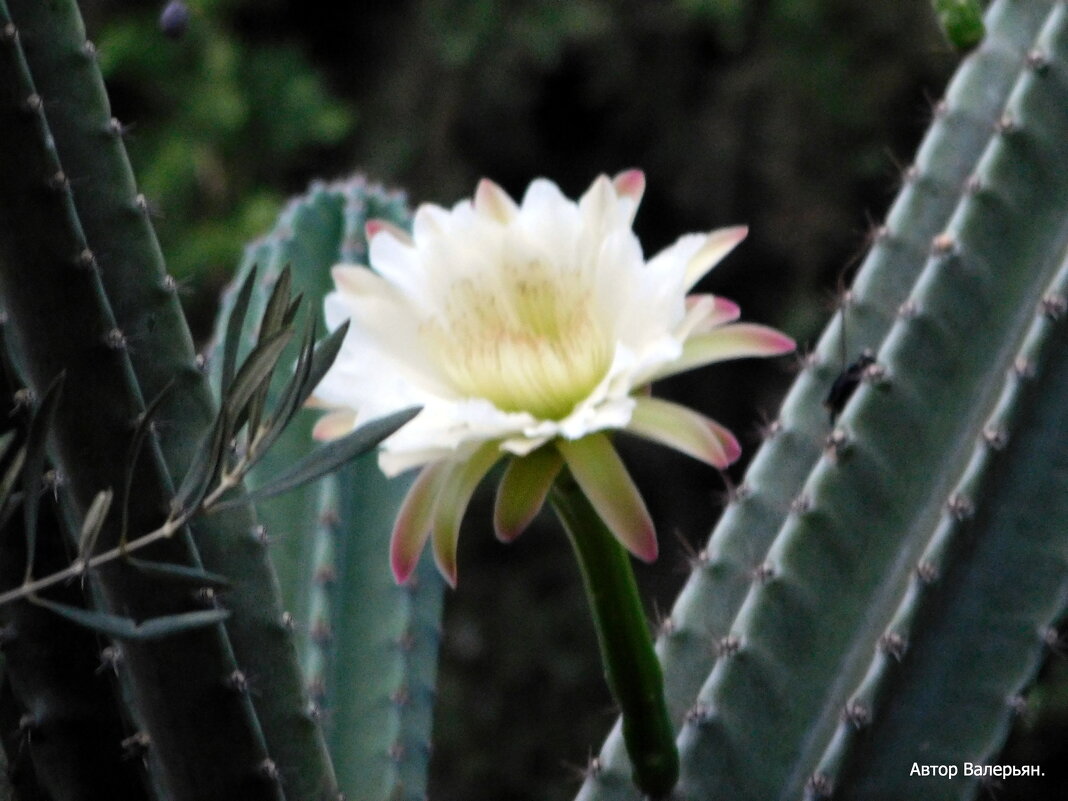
[550,468,679,798]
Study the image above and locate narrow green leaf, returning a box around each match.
[282,293,304,328]
[23,374,64,583]
[250,315,317,467]
[122,556,232,592]
[221,263,258,397]
[248,275,299,441]
[213,407,419,510]
[0,430,16,463]
[31,596,231,641]
[295,320,350,412]
[258,265,293,345]
[78,489,113,563]
[172,408,231,516]
[224,328,294,424]
[0,450,26,531]
[121,381,175,544]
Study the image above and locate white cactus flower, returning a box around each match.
[312,171,794,585]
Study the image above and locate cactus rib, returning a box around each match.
[673,3,1068,798]
[0,7,284,799]
[812,229,1068,798]
[577,1,1056,796]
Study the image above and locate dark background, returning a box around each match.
[78,2,1068,799]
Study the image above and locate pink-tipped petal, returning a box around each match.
[678,294,742,339]
[652,323,796,381]
[474,178,519,223]
[612,169,646,201]
[312,409,356,441]
[391,461,448,584]
[331,264,391,296]
[555,433,657,563]
[627,396,741,468]
[683,226,749,290]
[365,218,413,246]
[431,444,503,587]
[493,448,564,542]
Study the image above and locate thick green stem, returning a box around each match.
[550,471,677,799]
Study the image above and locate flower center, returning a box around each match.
[424,259,613,420]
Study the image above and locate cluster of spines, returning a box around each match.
[574,2,1059,799]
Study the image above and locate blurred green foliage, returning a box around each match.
[78,1,1066,800]
[86,0,353,332]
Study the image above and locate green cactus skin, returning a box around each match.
[0,8,286,800]
[576,1,1056,797]
[213,177,444,801]
[0,495,148,801]
[810,245,1068,800]
[3,4,339,799]
[327,458,444,801]
[670,3,1068,799]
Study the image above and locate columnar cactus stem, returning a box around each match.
[0,6,283,799]
[0,490,148,801]
[811,244,1068,799]
[673,3,1068,798]
[213,177,444,801]
[577,1,1057,796]
[4,3,339,796]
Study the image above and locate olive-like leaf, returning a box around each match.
[224,328,294,425]
[0,451,26,532]
[258,264,292,344]
[121,381,175,544]
[220,263,258,396]
[249,315,318,466]
[78,489,113,563]
[122,556,232,592]
[294,320,350,413]
[282,293,304,328]
[31,596,230,641]
[212,407,419,510]
[0,431,16,463]
[171,408,230,516]
[22,374,64,582]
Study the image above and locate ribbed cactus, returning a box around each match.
[578,1,1068,799]
[1,1,1067,800]
[211,177,445,801]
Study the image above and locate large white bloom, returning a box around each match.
[313,172,794,585]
